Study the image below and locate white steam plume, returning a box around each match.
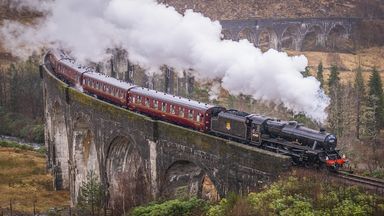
[0,0,330,122]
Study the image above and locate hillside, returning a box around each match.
[159,0,383,20]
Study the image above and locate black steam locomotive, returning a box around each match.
[210,109,346,169]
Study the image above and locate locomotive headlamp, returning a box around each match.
[326,156,329,160]
[342,154,346,159]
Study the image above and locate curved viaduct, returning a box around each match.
[41,56,291,209]
[220,17,361,51]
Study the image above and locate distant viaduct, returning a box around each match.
[220,17,361,51]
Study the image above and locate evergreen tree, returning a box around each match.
[328,65,343,136]
[328,65,340,88]
[316,62,324,88]
[301,66,310,78]
[361,96,379,140]
[367,67,384,130]
[354,66,365,139]
[9,63,20,112]
[77,171,104,216]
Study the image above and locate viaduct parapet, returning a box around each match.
[220,17,361,51]
[41,56,291,210]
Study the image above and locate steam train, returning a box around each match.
[45,51,347,170]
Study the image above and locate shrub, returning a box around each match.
[130,197,208,216]
[0,107,44,143]
[0,140,43,154]
[133,173,384,216]
[207,174,383,216]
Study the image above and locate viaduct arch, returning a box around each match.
[220,17,360,51]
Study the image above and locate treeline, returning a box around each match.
[0,55,44,142]
[315,62,384,174]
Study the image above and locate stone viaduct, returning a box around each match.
[220,17,361,51]
[41,55,291,210]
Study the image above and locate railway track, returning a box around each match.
[334,170,384,193]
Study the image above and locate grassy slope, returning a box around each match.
[0,147,69,214]
[288,47,384,84]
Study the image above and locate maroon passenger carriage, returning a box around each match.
[46,50,225,132]
[47,50,89,86]
[128,87,225,132]
[82,72,136,106]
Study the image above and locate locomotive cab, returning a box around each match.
[247,114,270,145]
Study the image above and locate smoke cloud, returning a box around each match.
[0,0,330,122]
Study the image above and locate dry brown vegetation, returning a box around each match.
[160,0,383,20]
[288,47,384,84]
[0,148,69,214]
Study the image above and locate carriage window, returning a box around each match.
[145,98,150,107]
[170,105,176,114]
[179,108,184,117]
[196,113,201,122]
[162,102,166,112]
[188,110,193,119]
[154,100,158,109]
[137,96,142,103]
[132,96,135,103]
